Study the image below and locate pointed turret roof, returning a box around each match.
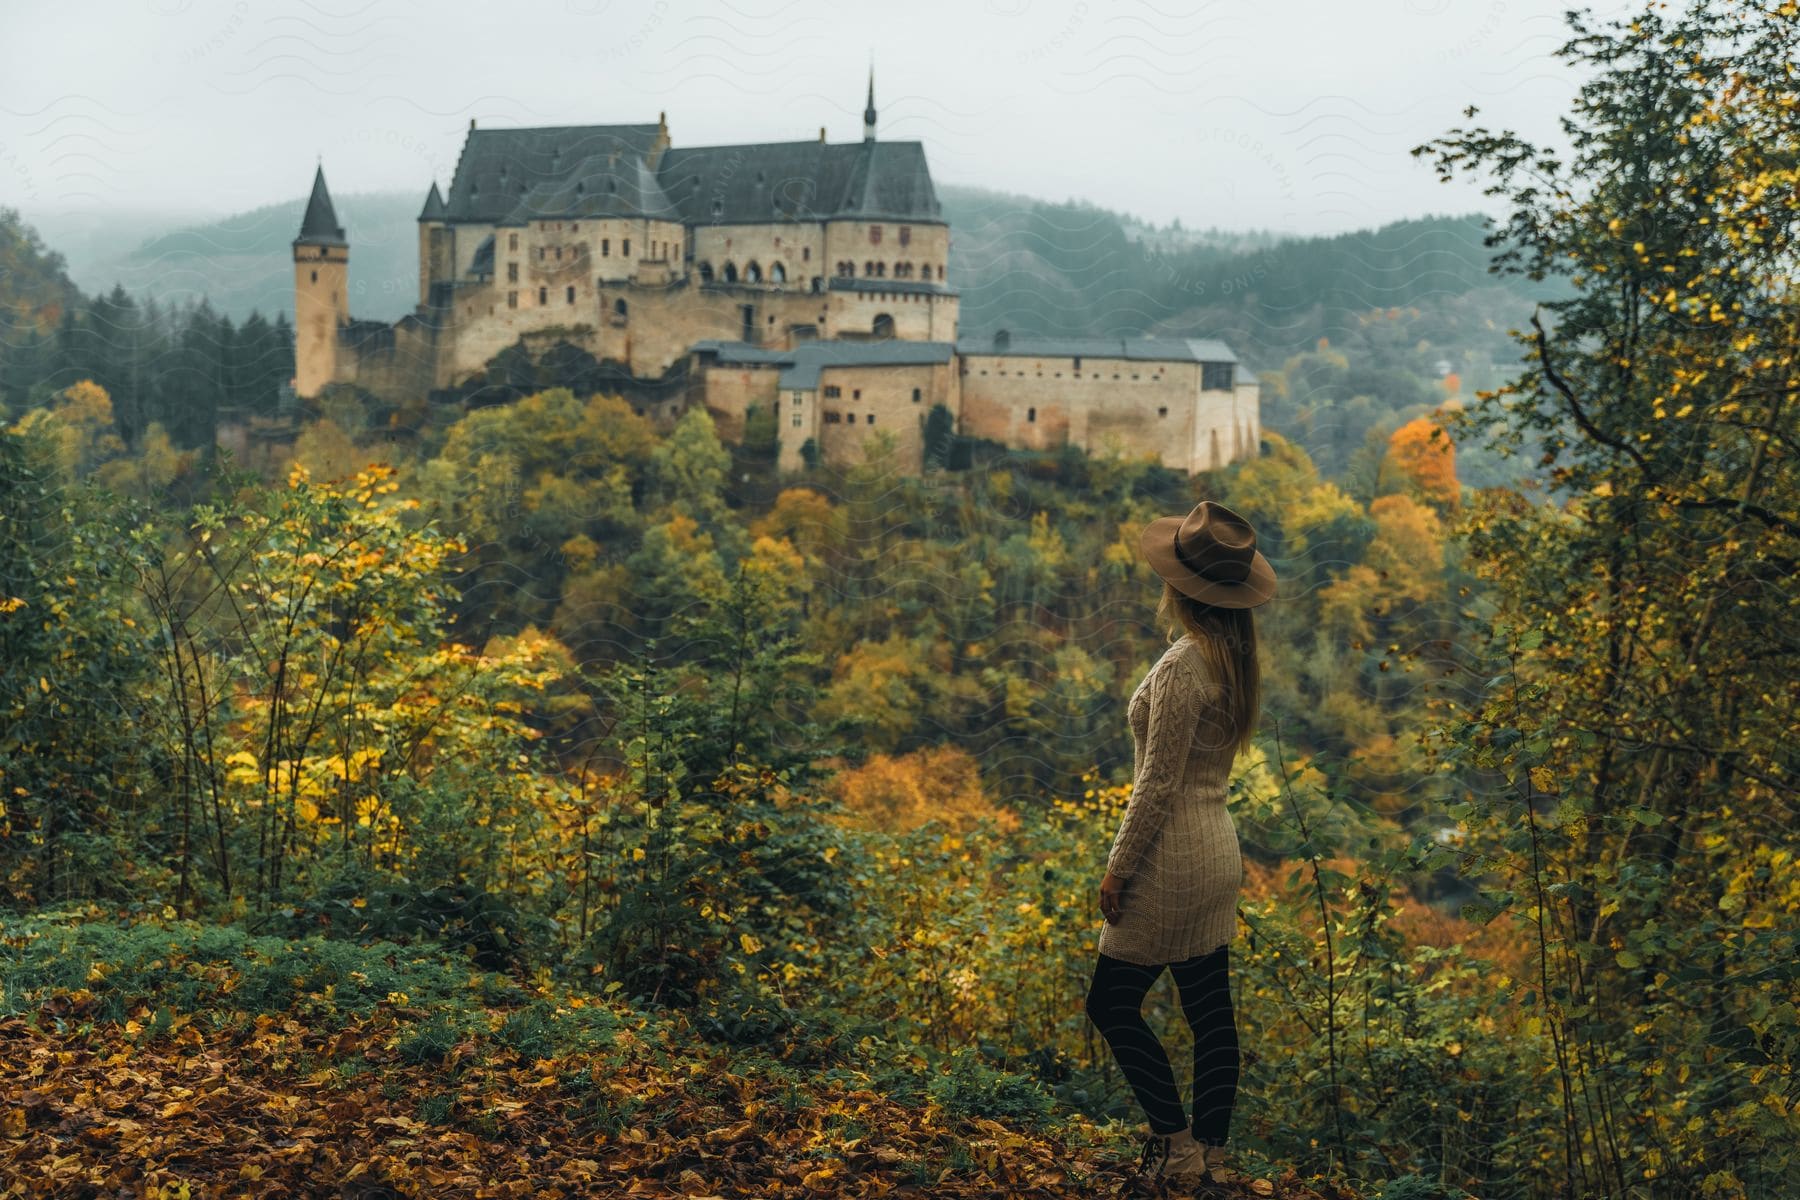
[418,181,447,221]
[294,166,347,247]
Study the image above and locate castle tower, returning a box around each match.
[863,68,877,142]
[292,165,348,398]
[417,181,448,307]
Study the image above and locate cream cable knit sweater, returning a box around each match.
[1098,633,1245,966]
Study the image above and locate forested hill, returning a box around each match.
[39,183,1547,359]
[0,208,82,343]
[941,195,1555,359]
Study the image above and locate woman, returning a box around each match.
[1086,499,1275,1189]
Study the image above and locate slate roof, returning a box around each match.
[497,152,681,225]
[690,338,955,390]
[295,166,346,247]
[419,182,447,221]
[659,140,940,224]
[443,124,665,223]
[438,124,943,226]
[468,233,495,278]
[954,334,1240,364]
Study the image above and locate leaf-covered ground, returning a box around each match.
[0,921,1361,1200]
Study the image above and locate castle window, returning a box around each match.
[1202,362,1234,390]
[507,291,517,308]
[746,261,762,283]
[1158,406,1168,418]
[900,226,911,247]
[1028,407,1036,422]
[811,276,823,293]
[508,263,518,282]
[937,265,944,280]
[538,287,548,305]
[912,388,921,403]
[853,389,861,400]
[867,413,875,424]
[614,298,629,320]
[555,247,563,260]
[802,246,810,261]
[724,262,738,283]
[825,411,840,423]
[567,285,576,304]
[571,223,578,231]
[870,225,883,245]
[602,239,610,256]
[823,385,840,398]
[623,238,631,257]
[509,234,518,251]
[793,414,803,427]
[310,270,317,283]
[1132,373,1140,380]
[699,262,714,283]
[770,262,786,283]
[1073,356,1081,371]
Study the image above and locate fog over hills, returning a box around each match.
[28,185,1543,374]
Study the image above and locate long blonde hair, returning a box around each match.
[1155,579,1261,759]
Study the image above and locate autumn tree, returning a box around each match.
[1416,3,1800,1192]
[1378,415,1460,508]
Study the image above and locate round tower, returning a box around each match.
[292,164,348,398]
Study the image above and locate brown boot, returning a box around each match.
[1196,1139,1242,1184]
[1134,1125,1208,1188]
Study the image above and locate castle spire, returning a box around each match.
[295,165,346,247]
[863,65,876,142]
[418,181,447,222]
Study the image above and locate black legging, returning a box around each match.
[1085,944,1238,1141]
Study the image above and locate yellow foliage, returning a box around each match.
[825,744,1017,835]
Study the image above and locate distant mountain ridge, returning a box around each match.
[31,185,1547,372]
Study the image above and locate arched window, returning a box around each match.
[538,286,547,305]
[864,260,875,275]
[615,298,629,317]
[723,262,739,283]
[872,313,895,339]
[566,285,575,304]
[770,262,786,283]
[811,276,823,294]
[698,261,714,283]
[746,261,763,283]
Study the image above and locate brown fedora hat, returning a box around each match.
[1141,500,1277,608]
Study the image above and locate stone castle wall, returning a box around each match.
[959,353,1216,471]
[813,360,955,475]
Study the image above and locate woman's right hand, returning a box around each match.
[1099,869,1126,923]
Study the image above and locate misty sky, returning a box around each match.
[4,0,1645,236]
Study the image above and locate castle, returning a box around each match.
[292,78,1261,475]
